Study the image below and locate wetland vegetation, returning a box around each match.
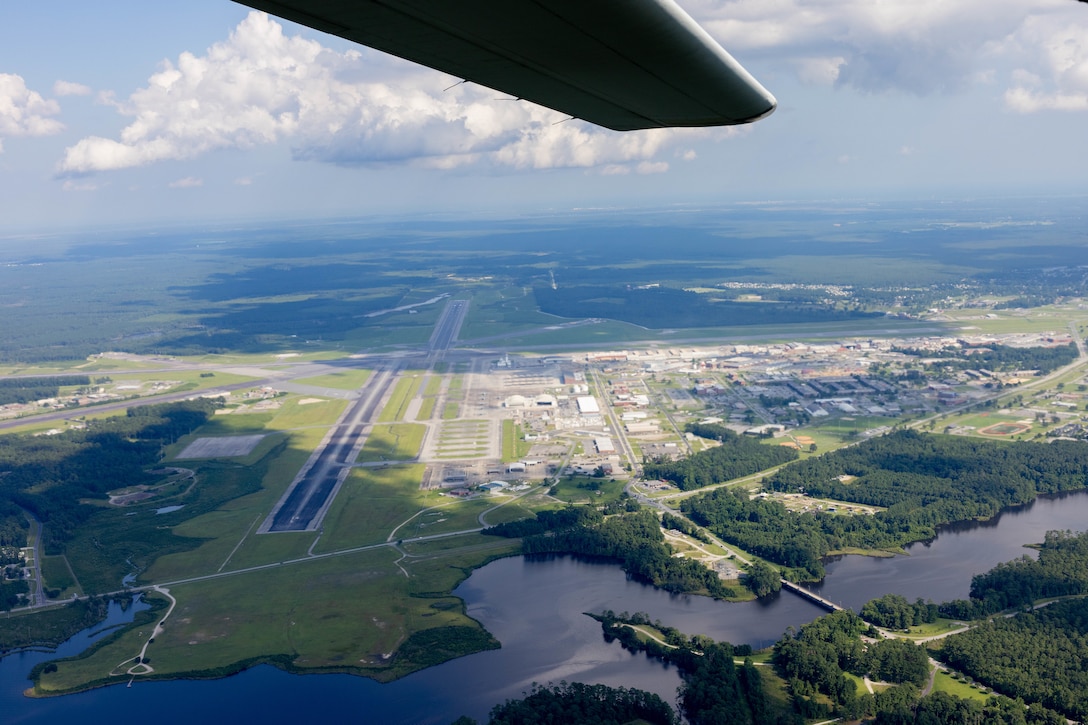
[6,199,1088,721]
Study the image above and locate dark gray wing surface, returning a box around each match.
[232,0,776,131]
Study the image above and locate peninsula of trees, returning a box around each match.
[683,430,1088,579]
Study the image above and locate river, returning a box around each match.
[3,491,1087,724]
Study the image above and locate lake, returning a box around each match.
[4,490,1088,724]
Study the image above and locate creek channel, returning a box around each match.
[3,490,1087,724]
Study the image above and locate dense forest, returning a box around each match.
[580,609,1064,725]
[938,597,1088,719]
[592,611,788,725]
[774,611,927,720]
[941,529,1088,618]
[0,376,93,406]
[681,431,1088,578]
[464,681,678,725]
[773,611,1066,724]
[643,424,798,491]
[767,430,1088,515]
[534,285,881,329]
[914,531,1088,719]
[0,399,220,555]
[860,593,940,630]
[893,343,1077,374]
[484,507,737,598]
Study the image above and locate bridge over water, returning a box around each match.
[780,579,843,613]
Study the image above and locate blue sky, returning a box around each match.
[2,1,1087,230]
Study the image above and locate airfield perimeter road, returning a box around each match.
[262,365,399,532]
[0,380,264,432]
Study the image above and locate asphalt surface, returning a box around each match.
[265,366,398,532]
[428,299,467,352]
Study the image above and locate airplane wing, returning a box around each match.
[231,0,776,131]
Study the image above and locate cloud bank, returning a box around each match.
[694,0,1088,110]
[57,2,1088,175]
[58,12,691,175]
[0,74,63,152]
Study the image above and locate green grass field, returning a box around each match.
[377,375,424,423]
[40,555,80,598]
[357,423,425,462]
[313,464,430,551]
[931,669,991,702]
[501,420,532,462]
[292,368,372,390]
[35,546,502,693]
[267,396,348,430]
[548,476,626,505]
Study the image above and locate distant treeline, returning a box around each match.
[0,376,92,406]
[534,285,881,329]
[643,424,797,491]
[484,506,738,598]
[682,431,1088,579]
[893,343,1077,374]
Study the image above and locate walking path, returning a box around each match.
[112,585,176,682]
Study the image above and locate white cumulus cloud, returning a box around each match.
[687,0,1088,105]
[1002,10,1088,112]
[0,74,63,149]
[53,80,92,97]
[59,11,702,176]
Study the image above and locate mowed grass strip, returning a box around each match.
[501,420,532,462]
[377,375,424,423]
[315,464,430,552]
[415,397,436,420]
[423,375,442,397]
[357,423,425,463]
[292,368,372,391]
[266,396,348,430]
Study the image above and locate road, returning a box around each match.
[588,367,639,474]
[0,380,265,432]
[22,509,45,607]
[910,320,1088,431]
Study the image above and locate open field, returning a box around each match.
[548,476,626,505]
[265,396,348,430]
[35,546,503,693]
[313,464,430,551]
[356,423,425,462]
[144,426,333,582]
[377,376,424,423]
[978,421,1032,436]
[931,669,991,702]
[501,420,532,462]
[292,369,372,390]
[40,555,80,598]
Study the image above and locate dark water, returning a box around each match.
[810,490,1088,611]
[4,490,1088,724]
